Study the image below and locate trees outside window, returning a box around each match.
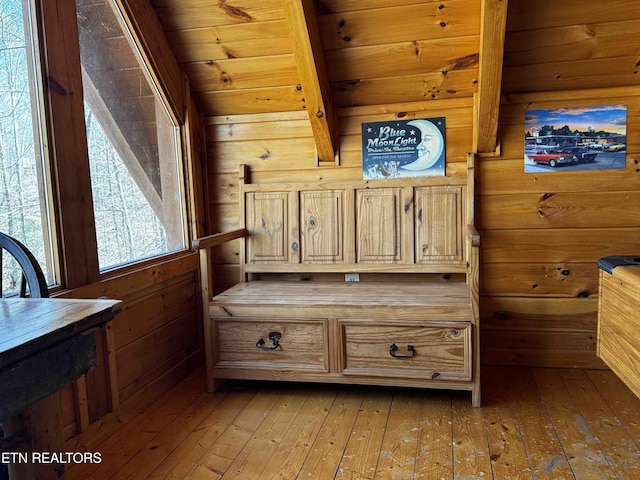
[1,0,188,295]
[0,0,55,296]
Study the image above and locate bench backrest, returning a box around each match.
[237,152,477,282]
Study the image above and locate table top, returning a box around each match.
[0,297,122,369]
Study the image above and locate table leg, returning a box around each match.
[5,391,67,480]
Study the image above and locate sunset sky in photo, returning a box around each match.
[525,104,627,134]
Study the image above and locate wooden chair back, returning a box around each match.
[0,232,49,298]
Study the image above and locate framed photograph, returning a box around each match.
[362,117,446,180]
[524,105,627,173]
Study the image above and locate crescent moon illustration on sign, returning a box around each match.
[401,119,444,171]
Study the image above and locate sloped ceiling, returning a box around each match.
[152,0,507,156]
[151,0,640,158]
[153,0,487,117]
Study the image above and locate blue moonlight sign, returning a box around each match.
[362,118,446,180]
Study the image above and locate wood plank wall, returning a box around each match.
[59,254,204,449]
[480,87,640,368]
[502,0,640,95]
[205,91,640,372]
[482,0,640,367]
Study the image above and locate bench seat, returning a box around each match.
[210,281,473,320]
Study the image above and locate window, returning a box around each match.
[76,0,186,271]
[0,0,55,296]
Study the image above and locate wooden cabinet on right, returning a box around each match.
[597,258,640,399]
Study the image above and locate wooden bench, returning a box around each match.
[194,153,481,406]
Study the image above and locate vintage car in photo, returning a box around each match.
[560,146,598,163]
[604,143,626,151]
[527,149,579,167]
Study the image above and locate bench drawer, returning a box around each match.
[213,318,329,372]
[340,321,471,381]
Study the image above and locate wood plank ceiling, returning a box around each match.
[151,0,640,159]
[152,0,507,159]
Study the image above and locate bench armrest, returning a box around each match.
[467,224,480,247]
[192,228,247,250]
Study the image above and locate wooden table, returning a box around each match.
[0,298,122,480]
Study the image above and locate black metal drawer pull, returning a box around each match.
[256,331,281,350]
[389,343,415,358]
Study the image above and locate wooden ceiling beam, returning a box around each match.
[112,0,185,124]
[474,0,509,154]
[81,67,164,220]
[282,0,339,166]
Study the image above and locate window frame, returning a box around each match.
[24,0,59,287]
[34,0,195,290]
[0,0,60,294]
[78,0,189,273]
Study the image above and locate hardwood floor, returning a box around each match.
[68,366,640,479]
